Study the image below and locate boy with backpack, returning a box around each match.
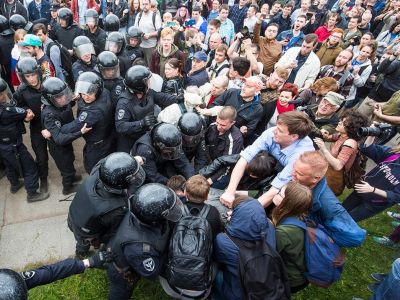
[161,175,223,299]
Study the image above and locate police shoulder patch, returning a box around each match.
[78,111,88,122]
[20,271,35,280]
[142,257,155,272]
[115,85,122,95]
[117,109,125,120]
[15,107,25,113]
[55,120,62,128]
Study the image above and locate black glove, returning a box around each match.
[176,93,184,103]
[88,250,114,268]
[143,114,157,130]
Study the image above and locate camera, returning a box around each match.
[238,26,251,42]
[357,123,393,138]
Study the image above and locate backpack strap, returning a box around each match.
[215,63,230,76]
[198,204,211,219]
[280,217,307,230]
[337,70,351,88]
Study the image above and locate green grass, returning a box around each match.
[29,190,400,300]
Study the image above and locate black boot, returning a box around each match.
[73,174,82,183]
[40,178,48,193]
[27,191,50,202]
[62,183,79,195]
[10,180,24,194]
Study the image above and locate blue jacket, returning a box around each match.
[214,199,276,300]
[310,177,366,247]
[184,68,209,88]
[28,0,51,22]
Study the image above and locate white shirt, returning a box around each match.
[134,11,162,48]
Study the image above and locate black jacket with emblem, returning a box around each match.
[0,104,27,144]
[13,83,43,132]
[115,89,177,152]
[72,57,98,82]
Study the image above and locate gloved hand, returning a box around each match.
[143,114,157,130]
[88,250,114,268]
[176,93,184,103]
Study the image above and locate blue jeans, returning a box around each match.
[373,258,400,300]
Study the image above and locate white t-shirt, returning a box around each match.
[134,11,162,48]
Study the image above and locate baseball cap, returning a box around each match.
[18,34,42,47]
[193,51,207,62]
[50,3,60,11]
[324,91,344,107]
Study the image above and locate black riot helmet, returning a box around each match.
[103,13,120,33]
[124,65,152,94]
[16,57,42,86]
[129,183,183,224]
[151,123,183,160]
[57,8,74,28]
[97,51,120,80]
[99,152,146,195]
[0,15,13,36]
[0,78,13,106]
[72,35,95,61]
[126,26,143,43]
[105,31,125,55]
[75,72,103,98]
[9,14,32,32]
[42,77,73,108]
[0,269,28,300]
[84,8,99,26]
[178,112,204,147]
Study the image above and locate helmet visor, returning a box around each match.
[75,43,95,58]
[85,16,98,26]
[99,64,120,79]
[75,80,99,95]
[182,132,203,146]
[161,196,183,222]
[159,143,183,160]
[105,40,122,54]
[127,165,146,189]
[0,86,13,105]
[49,86,73,108]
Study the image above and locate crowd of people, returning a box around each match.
[0,0,400,298]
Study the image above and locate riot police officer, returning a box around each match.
[105,31,131,77]
[125,26,144,62]
[107,183,183,300]
[68,152,146,258]
[97,51,124,108]
[178,112,208,171]
[0,252,111,299]
[41,77,89,195]
[72,36,97,81]
[9,14,33,32]
[52,8,83,52]
[103,13,120,34]
[0,78,49,202]
[0,15,15,91]
[83,9,107,55]
[131,123,196,184]
[115,65,180,152]
[14,57,50,193]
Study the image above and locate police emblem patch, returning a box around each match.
[142,257,155,272]
[115,85,122,95]
[20,271,35,280]
[15,107,25,113]
[55,120,62,128]
[117,109,125,120]
[78,111,88,122]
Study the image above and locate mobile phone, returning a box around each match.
[184,19,196,27]
[167,21,176,27]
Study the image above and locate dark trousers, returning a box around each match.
[0,141,39,193]
[83,139,113,174]
[342,193,393,222]
[107,264,135,300]
[30,130,49,179]
[67,215,91,255]
[48,142,76,188]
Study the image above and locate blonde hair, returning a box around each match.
[14,29,27,44]
[160,27,174,39]
[311,77,338,93]
[298,151,329,176]
[185,175,210,203]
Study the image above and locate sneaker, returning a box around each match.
[27,191,50,203]
[371,273,387,282]
[62,183,79,195]
[387,211,400,221]
[10,180,24,194]
[372,236,400,249]
[367,283,379,293]
[392,221,400,228]
[40,178,48,193]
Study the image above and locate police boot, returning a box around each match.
[40,178,48,193]
[73,174,82,183]
[10,180,24,194]
[62,183,79,195]
[27,191,50,203]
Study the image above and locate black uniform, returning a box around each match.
[115,89,177,152]
[41,104,81,189]
[183,139,208,172]
[117,51,132,78]
[131,133,195,184]
[13,84,48,180]
[125,45,144,62]
[107,212,170,300]
[72,57,98,82]
[0,104,39,193]
[0,34,15,91]
[68,166,128,255]
[52,23,83,50]
[104,77,125,109]
[84,27,107,55]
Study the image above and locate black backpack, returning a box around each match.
[166,204,213,292]
[46,40,74,89]
[228,234,291,300]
